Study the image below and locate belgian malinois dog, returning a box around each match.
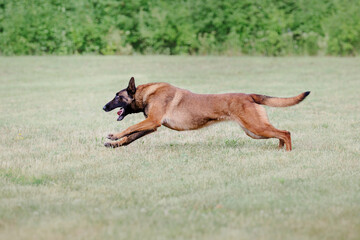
[103,77,310,151]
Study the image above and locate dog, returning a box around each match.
[103,77,310,151]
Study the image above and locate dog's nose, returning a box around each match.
[103,106,107,111]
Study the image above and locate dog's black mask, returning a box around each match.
[103,77,136,121]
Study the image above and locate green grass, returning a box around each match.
[0,56,359,240]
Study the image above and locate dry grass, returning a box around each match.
[0,56,359,240]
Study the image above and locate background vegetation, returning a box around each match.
[1,0,360,56]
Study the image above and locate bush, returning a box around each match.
[0,0,359,55]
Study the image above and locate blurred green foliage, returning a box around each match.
[1,0,359,55]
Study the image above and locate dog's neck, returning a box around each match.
[131,83,168,114]
[131,84,148,113]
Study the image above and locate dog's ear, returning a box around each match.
[127,77,136,95]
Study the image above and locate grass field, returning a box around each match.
[0,56,359,240]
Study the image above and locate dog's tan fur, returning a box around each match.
[105,79,310,151]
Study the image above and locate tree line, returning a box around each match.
[1,0,359,56]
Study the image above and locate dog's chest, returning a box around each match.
[161,111,203,131]
[161,112,214,131]
[161,116,187,131]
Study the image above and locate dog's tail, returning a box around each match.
[250,91,310,107]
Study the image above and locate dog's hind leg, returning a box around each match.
[278,139,285,149]
[233,102,292,151]
[104,129,155,148]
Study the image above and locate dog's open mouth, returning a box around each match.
[117,107,125,121]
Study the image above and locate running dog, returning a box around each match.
[103,77,310,151]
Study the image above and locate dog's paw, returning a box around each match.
[107,134,118,140]
[104,142,113,148]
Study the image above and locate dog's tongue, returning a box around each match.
[117,108,124,116]
[117,108,124,121]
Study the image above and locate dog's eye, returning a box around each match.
[115,96,120,100]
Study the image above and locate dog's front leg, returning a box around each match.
[107,118,161,141]
[104,129,155,148]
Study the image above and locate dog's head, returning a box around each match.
[103,77,137,121]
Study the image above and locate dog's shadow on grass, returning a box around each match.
[153,139,278,151]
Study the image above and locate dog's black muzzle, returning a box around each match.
[103,104,112,112]
[103,103,124,112]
